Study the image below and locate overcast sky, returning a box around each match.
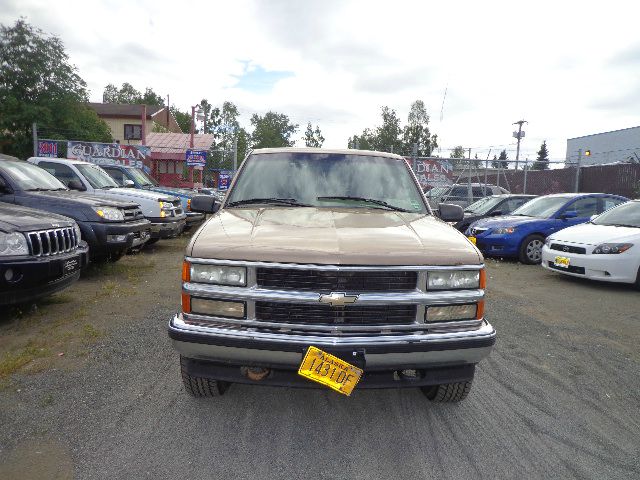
[2,0,639,162]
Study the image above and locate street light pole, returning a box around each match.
[513,119,527,170]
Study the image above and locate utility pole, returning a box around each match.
[233,135,238,172]
[32,123,38,157]
[513,119,527,170]
[574,149,582,193]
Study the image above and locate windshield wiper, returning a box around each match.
[608,224,639,228]
[101,186,117,189]
[227,197,311,207]
[317,196,411,212]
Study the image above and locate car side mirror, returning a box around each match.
[123,179,135,188]
[560,210,578,219]
[437,203,464,222]
[190,195,220,214]
[489,210,503,216]
[67,179,86,191]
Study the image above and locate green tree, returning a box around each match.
[102,83,164,106]
[170,106,191,133]
[492,149,509,169]
[450,146,466,159]
[532,140,550,170]
[250,111,298,148]
[402,100,438,156]
[0,19,112,158]
[303,122,325,147]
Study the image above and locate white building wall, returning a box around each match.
[566,126,640,166]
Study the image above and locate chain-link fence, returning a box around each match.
[410,156,640,205]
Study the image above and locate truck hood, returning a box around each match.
[26,190,138,209]
[101,187,178,202]
[0,203,74,233]
[549,223,640,246]
[189,207,482,266]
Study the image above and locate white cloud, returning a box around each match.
[2,0,640,161]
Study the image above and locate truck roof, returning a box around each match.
[251,148,406,160]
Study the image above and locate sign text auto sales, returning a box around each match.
[67,141,151,169]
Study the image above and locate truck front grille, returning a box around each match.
[123,206,143,220]
[256,268,418,292]
[255,302,417,325]
[26,227,79,256]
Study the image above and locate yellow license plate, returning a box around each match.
[554,256,570,268]
[298,346,363,396]
[468,236,477,245]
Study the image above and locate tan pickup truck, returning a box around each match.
[168,148,495,402]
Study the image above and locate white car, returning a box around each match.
[541,200,640,288]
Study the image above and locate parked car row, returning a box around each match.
[0,154,208,306]
[462,192,640,288]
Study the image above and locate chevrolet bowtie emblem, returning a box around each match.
[318,292,359,307]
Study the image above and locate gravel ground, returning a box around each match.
[0,249,639,480]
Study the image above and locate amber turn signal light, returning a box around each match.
[479,269,486,289]
[476,300,485,320]
[182,293,191,313]
[182,261,190,282]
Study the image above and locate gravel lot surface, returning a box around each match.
[1,245,639,480]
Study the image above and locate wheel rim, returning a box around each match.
[526,239,543,262]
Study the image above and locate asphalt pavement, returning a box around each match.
[1,256,639,480]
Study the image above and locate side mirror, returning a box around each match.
[190,195,220,214]
[437,203,464,222]
[67,179,86,191]
[123,179,135,188]
[560,210,578,219]
[489,210,503,216]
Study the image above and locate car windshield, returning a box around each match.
[592,201,640,227]
[465,196,503,214]
[2,161,67,190]
[426,186,449,198]
[76,164,119,189]
[129,168,158,187]
[226,153,428,213]
[511,196,570,218]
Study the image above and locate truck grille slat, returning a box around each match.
[255,302,417,325]
[257,269,418,292]
[27,227,79,257]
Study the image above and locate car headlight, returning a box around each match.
[0,232,29,256]
[93,206,124,221]
[189,264,247,286]
[427,269,484,290]
[592,243,633,254]
[159,201,174,218]
[493,227,516,234]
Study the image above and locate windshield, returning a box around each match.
[511,196,570,218]
[465,196,503,214]
[129,168,158,187]
[426,186,449,198]
[76,164,119,189]
[2,161,67,190]
[226,153,428,213]
[592,201,639,227]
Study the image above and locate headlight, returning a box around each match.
[159,201,173,218]
[0,232,29,256]
[592,243,633,254]
[93,206,124,221]
[190,264,247,286]
[427,270,482,290]
[426,303,479,322]
[493,227,516,234]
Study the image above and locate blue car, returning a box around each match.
[102,165,205,229]
[466,193,628,264]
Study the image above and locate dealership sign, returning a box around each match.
[218,171,233,191]
[186,149,207,167]
[67,141,150,169]
[37,140,58,157]
[409,157,454,189]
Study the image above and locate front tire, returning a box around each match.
[180,356,229,397]
[519,234,545,264]
[422,380,473,402]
